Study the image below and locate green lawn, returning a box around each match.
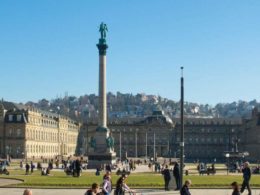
[1,170,260,188]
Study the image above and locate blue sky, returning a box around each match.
[0,0,259,105]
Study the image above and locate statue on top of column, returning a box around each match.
[99,22,108,39]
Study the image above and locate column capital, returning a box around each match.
[97,39,108,55]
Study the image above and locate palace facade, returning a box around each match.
[1,100,259,162]
[240,108,260,161]
[80,110,242,162]
[0,101,79,159]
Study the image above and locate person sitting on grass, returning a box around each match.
[231,181,240,195]
[46,167,51,175]
[23,189,32,195]
[85,183,101,195]
[181,179,191,195]
[41,168,46,176]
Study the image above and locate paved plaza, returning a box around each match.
[0,177,260,195]
[0,188,260,195]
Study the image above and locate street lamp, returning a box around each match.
[180,67,185,187]
[5,146,9,160]
[225,153,230,175]
[153,130,156,162]
[135,129,138,158]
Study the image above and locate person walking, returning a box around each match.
[240,162,252,195]
[231,181,240,195]
[161,165,171,191]
[180,180,191,195]
[102,172,112,195]
[173,162,181,190]
[75,158,81,177]
[25,163,30,175]
[30,161,34,173]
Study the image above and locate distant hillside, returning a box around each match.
[23,92,259,121]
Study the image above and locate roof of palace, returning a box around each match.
[172,117,242,126]
[1,101,78,124]
[1,101,27,111]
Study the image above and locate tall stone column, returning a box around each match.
[87,23,116,169]
[97,42,108,128]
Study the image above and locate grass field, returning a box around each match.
[1,169,260,188]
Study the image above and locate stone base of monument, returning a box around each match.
[87,152,117,169]
[87,128,117,169]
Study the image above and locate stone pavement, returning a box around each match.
[0,178,22,186]
[0,188,260,195]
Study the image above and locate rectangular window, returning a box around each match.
[17,129,21,137]
[8,115,13,121]
[17,115,22,121]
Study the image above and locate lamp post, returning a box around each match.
[86,123,89,156]
[135,129,138,158]
[225,153,230,175]
[145,132,148,159]
[180,67,185,187]
[153,131,156,162]
[229,128,234,151]
[119,130,122,161]
[5,146,9,160]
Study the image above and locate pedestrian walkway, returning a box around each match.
[0,188,259,195]
[0,178,23,187]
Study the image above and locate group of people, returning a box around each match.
[161,162,181,191]
[0,160,9,175]
[25,161,35,175]
[23,161,54,176]
[162,162,190,194]
[64,158,82,177]
[85,171,135,195]
[18,160,254,195]
[161,161,252,195]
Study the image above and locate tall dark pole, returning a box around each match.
[180,67,184,188]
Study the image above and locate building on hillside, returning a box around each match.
[0,101,79,159]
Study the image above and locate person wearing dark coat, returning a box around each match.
[181,180,191,195]
[105,164,112,172]
[240,162,251,195]
[114,174,133,195]
[231,181,240,195]
[173,162,181,190]
[30,161,34,173]
[75,158,81,177]
[25,163,30,175]
[161,165,171,191]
